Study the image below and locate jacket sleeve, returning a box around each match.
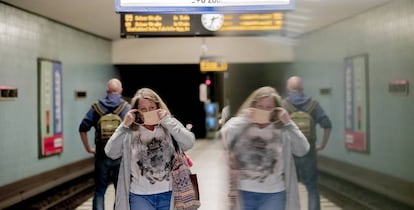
[220,115,250,150]
[105,123,131,159]
[78,107,99,132]
[160,116,195,151]
[283,120,310,157]
[312,103,332,129]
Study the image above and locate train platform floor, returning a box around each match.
[76,139,343,210]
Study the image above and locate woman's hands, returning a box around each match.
[243,107,291,125]
[274,107,290,125]
[157,109,168,120]
[123,109,138,127]
[123,108,169,127]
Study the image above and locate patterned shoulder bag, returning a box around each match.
[171,137,200,210]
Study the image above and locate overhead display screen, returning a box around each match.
[121,12,284,37]
[115,0,294,14]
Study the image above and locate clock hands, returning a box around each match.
[201,14,224,31]
[210,16,218,28]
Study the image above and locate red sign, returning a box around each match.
[42,134,63,156]
[345,131,366,151]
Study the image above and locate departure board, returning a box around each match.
[121,14,204,37]
[220,13,283,32]
[120,12,284,37]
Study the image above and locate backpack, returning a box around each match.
[283,99,318,143]
[92,101,128,144]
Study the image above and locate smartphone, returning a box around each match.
[134,111,144,124]
[143,109,161,125]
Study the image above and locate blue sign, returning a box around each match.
[115,0,294,14]
[206,116,217,129]
[205,102,217,115]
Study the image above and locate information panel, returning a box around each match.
[38,58,63,158]
[121,12,284,37]
[115,0,294,14]
[344,54,369,153]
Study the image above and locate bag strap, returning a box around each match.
[113,101,128,115]
[283,99,298,113]
[92,102,105,117]
[171,136,181,153]
[304,100,318,114]
[92,101,127,117]
[284,99,318,114]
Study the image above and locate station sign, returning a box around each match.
[120,12,284,37]
[200,56,228,72]
[115,0,294,14]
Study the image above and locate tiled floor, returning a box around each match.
[77,139,342,210]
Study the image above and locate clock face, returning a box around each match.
[201,14,224,31]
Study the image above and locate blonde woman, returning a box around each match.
[220,86,309,210]
[105,88,196,210]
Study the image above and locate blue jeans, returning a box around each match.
[239,190,286,210]
[93,156,121,210]
[129,191,172,210]
[294,147,320,210]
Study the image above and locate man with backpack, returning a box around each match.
[79,78,130,210]
[282,76,332,210]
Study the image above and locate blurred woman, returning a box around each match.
[105,87,196,210]
[220,86,309,210]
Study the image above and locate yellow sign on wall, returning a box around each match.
[200,56,228,72]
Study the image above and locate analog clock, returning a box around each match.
[201,14,224,32]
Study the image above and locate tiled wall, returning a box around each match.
[0,3,116,185]
[289,0,414,182]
